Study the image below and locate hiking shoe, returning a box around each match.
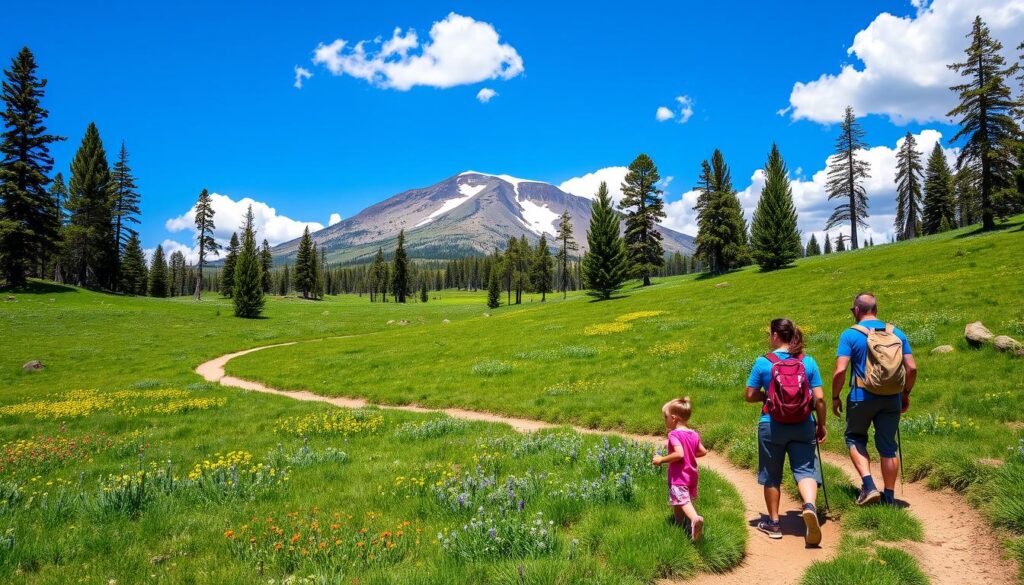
[802,504,822,547]
[856,487,882,506]
[691,516,704,541]
[757,519,782,539]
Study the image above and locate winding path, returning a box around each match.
[197,342,1017,585]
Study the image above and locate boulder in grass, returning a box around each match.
[994,335,1023,353]
[715,282,730,289]
[964,322,994,348]
[442,319,450,324]
[22,360,44,372]
[931,345,955,355]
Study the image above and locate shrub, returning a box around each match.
[471,360,513,376]
[395,418,469,440]
[438,509,557,560]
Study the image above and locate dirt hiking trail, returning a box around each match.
[197,342,1017,585]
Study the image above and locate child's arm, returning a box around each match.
[695,441,708,458]
[652,443,685,466]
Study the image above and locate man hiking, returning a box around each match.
[832,292,917,506]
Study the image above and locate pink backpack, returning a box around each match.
[764,353,813,423]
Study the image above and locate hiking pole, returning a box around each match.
[897,426,905,497]
[815,438,830,515]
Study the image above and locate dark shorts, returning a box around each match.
[844,397,901,458]
[757,419,821,488]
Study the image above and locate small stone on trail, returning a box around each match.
[964,321,994,348]
[714,282,730,288]
[993,335,1022,353]
[22,360,44,372]
[931,345,955,354]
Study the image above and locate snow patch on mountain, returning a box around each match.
[460,170,534,197]
[518,198,560,236]
[415,182,487,227]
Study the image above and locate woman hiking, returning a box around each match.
[744,318,828,546]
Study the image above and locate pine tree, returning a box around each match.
[948,16,1021,230]
[294,226,314,299]
[805,233,821,257]
[530,234,553,301]
[825,106,870,249]
[391,229,409,303]
[420,280,428,303]
[45,172,68,280]
[221,232,239,298]
[193,188,218,300]
[66,123,114,288]
[486,266,501,309]
[939,215,954,233]
[823,232,833,254]
[922,142,957,234]
[0,48,64,287]
[953,166,981,227]
[314,244,325,300]
[369,247,386,302]
[869,236,875,246]
[110,141,141,283]
[168,250,186,296]
[501,237,515,305]
[894,132,924,240]
[148,244,168,297]
[694,150,748,274]
[835,233,847,253]
[279,263,290,296]
[233,205,265,318]
[618,153,666,286]
[555,210,577,298]
[260,239,273,293]
[516,235,529,304]
[582,181,628,299]
[119,233,146,295]
[751,144,801,270]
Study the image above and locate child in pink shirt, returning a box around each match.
[652,396,707,540]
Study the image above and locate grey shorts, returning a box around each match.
[844,397,901,458]
[757,419,822,488]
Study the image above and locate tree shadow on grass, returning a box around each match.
[1,280,79,294]
[953,222,1019,239]
[756,264,799,275]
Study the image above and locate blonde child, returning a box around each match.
[652,397,708,541]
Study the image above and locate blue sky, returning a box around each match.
[4,0,1022,258]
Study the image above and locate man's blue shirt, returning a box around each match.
[836,319,912,402]
[747,350,823,423]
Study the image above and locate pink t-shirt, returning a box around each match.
[667,428,700,496]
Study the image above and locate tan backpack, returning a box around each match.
[851,323,906,395]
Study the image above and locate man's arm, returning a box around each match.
[745,386,765,403]
[812,386,827,442]
[831,356,849,416]
[901,353,917,413]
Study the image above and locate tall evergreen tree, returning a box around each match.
[66,123,115,288]
[294,226,314,299]
[555,210,577,298]
[953,166,981,227]
[232,205,265,318]
[391,229,409,303]
[0,47,63,287]
[947,16,1021,230]
[751,144,801,270]
[694,150,748,274]
[43,171,67,280]
[823,232,833,254]
[314,244,325,300]
[581,181,628,299]
[922,143,957,235]
[805,233,821,257]
[516,235,530,304]
[148,243,168,297]
[193,188,218,300]
[420,280,428,303]
[369,246,386,302]
[825,106,870,250]
[110,141,141,281]
[260,239,273,293]
[486,266,501,309]
[221,232,239,298]
[530,234,553,301]
[501,237,516,305]
[894,132,924,240]
[279,263,290,296]
[618,153,666,286]
[168,250,186,296]
[119,232,146,295]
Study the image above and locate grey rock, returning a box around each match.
[930,345,955,354]
[994,335,1022,353]
[964,321,994,348]
[22,360,44,372]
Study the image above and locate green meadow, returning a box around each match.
[0,217,1022,584]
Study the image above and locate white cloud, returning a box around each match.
[660,128,959,243]
[328,213,342,226]
[675,95,694,123]
[293,66,313,89]
[165,193,325,248]
[656,95,695,124]
[787,0,1024,124]
[558,166,629,206]
[311,13,524,91]
[476,87,498,103]
[144,239,201,266]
